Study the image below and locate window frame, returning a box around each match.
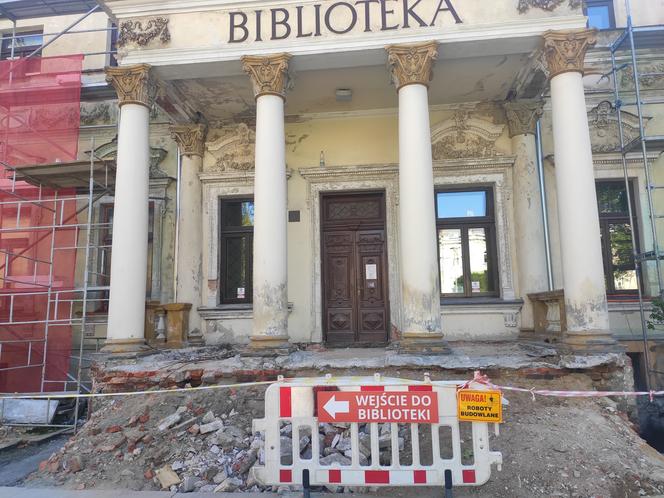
[218,197,254,305]
[584,0,616,30]
[1,30,43,60]
[435,186,499,299]
[596,179,641,297]
[96,202,155,311]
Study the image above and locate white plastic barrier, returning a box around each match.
[252,374,502,490]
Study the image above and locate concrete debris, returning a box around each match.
[157,406,187,431]
[155,466,181,489]
[199,419,224,434]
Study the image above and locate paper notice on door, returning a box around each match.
[237,287,245,298]
[471,281,480,292]
[366,264,377,280]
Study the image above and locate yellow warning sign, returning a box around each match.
[457,389,503,423]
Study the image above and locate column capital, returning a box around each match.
[170,123,207,157]
[503,100,544,138]
[542,28,597,79]
[241,53,292,100]
[105,63,156,108]
[386,42,438,91]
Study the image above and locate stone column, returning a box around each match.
[504,100,548,331]
[543,29,614,348]
[241,54,291,351]
[170,123,207,343]
[102,64,155,353]
[387,42,444,350]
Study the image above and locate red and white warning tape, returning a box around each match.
[467,371,664,402]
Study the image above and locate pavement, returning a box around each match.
[0,490,372,498]
[0,434,70,487]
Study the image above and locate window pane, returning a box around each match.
[439,229,464,294]
[222,201,254,227]
[609,223,637,290]
[224,236,251,299]
[468,228,492,293]
[587,6,611,29]
[437,191,486,219]
[596,183,629,215]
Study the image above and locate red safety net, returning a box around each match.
[0,55,83,393]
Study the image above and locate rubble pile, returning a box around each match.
[17,372,664,496]
[25,388,271,492]
[23,387,395,494]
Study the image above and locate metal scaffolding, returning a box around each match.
[0,147,114,428]
[610,0,664,391]
[0,1,116,430]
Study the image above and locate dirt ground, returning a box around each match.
[12,372,664,497]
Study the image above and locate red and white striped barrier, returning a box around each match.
[251,374,502,490]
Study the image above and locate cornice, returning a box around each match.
[200,169,293,184]
[298,157,516,181]
[591,152,661,169]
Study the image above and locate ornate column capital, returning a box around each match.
[542,28,597,79]
[386,42,438,91]
[241,54,292,100]
[105,63,156,108]
[170,123,207,157]
[503,100,544,138]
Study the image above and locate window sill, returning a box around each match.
[199,302,294,320]
[441,297,523,306]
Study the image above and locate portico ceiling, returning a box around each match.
[171,53,531,122]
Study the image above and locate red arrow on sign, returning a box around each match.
[317,391,438,424]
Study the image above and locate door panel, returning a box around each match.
[322,194,389,345]
[323,231,356,344]
[356,230,388,342]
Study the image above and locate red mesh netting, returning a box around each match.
[0,55,83,167]
[0,55,83,393]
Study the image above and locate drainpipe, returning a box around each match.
[173,146,182,303]
[536,119,554,291]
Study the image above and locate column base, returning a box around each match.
[394,332,449,355]
[562,330,621,353]
[187,329,206,346]
[100,338,151,354]
[242,335,294,357]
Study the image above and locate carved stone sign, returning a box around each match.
[227,0,461,43]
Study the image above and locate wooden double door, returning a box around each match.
[321,192,389,345]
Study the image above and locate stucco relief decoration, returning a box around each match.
[105,64,156,108]
[386,42,438,90]
[93,137,169,178]
[170,124,207,157]
[430,111,506,160]
[543,29,597,79]
[33,106,79,130]
[621,63,664,90]
[517,0,582,13]
[241,54,292,99]
[206,123,256,172]
[588,101,646,153]
[503,100,544,137]
[118,17,170,47]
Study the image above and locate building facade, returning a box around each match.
[2,0,664,363]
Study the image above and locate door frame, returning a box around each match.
[320,190,390,345]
